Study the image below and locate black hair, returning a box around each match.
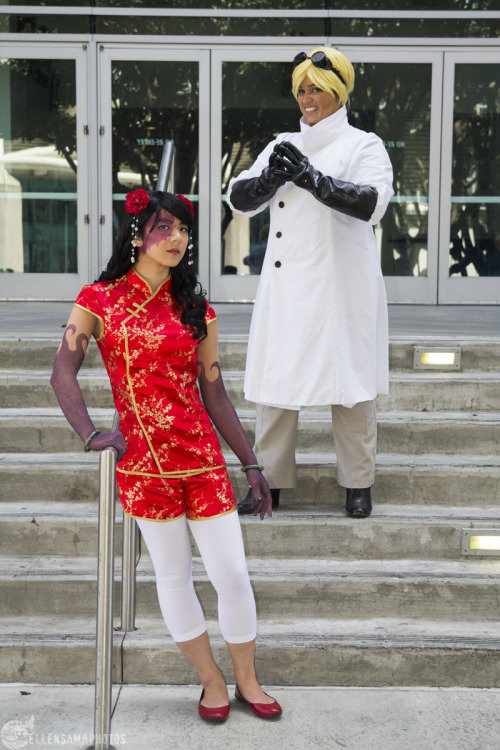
[98,190,207,340]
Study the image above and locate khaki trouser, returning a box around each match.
[253,400,377,489]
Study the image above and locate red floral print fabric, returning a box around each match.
[75,268,236,520]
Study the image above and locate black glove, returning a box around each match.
[273,141,378,222]
[230,155,288,212]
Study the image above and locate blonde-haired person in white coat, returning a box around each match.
[228,47,394,518]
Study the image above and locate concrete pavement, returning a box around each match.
[1,684,500,750]
[1,301,500,339]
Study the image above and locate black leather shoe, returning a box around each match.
[346,487,372,518]
[237,487,256,515]
[237,487,281,514]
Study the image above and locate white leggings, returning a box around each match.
[136,511,257,644]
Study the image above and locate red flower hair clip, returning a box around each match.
[177,194,195,217]
[125,188,150,216]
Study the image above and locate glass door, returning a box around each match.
[0,43,89,299]
[439,51,500,304]
[210,47,443,303]
[97,47,210,288]
[344,48,443,305]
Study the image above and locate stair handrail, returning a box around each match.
[90,141,176,750]
[91,447,117,750]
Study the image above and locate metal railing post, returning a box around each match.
[120,515,137,632]
[109,409,137,635]
[156,140,176,192]
[91,448,117,750]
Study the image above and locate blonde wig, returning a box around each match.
[292,46,355,107]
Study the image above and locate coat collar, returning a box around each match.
[300,106,348,150]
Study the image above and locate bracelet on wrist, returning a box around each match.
[240,464,264,473]
[83,429,100,452]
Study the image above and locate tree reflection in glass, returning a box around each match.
[350,62,432,278]
[221,61,297,275]
[0,58,77,274]
[450,64,500,277]
[111,61,199,268]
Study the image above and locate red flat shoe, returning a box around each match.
[198,689,230,722]
[234,685,282,718]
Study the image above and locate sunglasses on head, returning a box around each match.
[292,51,346,87]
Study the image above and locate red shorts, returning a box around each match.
[116,466,237,521]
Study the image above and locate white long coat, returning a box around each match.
[228,107,394,408]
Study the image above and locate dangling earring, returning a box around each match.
[187,238,194,266]
[130,218,138,264]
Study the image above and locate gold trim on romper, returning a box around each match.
[74,303,106,342]
[121,282,167,475]
[123,507,237,522]
[117,464,226,479]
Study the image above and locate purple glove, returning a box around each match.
[198,359,272,519]
[51,324,127,462]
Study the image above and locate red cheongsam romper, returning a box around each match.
[75,268,236,521]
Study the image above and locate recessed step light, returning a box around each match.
[413,346,461,370]
[461,528,500,556]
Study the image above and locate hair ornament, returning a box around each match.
[177,194,195,217]
[125,188,150,216]
[124,190,150,261]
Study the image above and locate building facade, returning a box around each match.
[0,1,499,304]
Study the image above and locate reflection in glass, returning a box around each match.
[221,61,297,275]
[350,63,432,277]
[324,18,499,39]
[0,58,77,274]
[97,0,322,7]
[111,61,199,270]
[0,15,89,34]
[97,16,323,37]
[449,64,500,277]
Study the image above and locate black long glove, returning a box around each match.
[273,141,378,222]
[229,147,289,212]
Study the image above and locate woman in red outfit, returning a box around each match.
[51,190,282,722]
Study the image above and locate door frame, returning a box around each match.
[0,42,89,300]
[97,45,211,289]
[438,50,500,304]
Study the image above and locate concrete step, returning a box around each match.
[2,369,500,412]
[2,555,500,621]
[1,452,499,507]
[2,615,500,687]
[2,407,500,456]
[237,410,500,456]
[0,502,124,557]
[228,372,500,412]
[2,336,500,373]
[1,502,500,559]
